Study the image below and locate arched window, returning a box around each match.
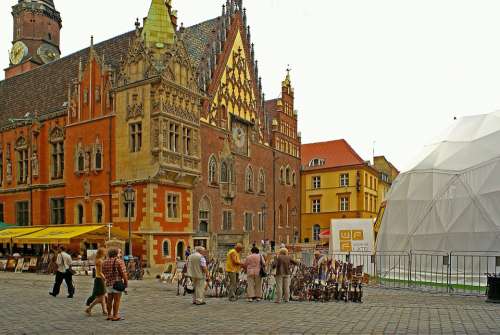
[176,240,185,260]
[221,161,228,183]
[76,204,84,224]
[285,166,291,185]
[258,169,265,194]
[245,165,254,192]
[292,171,296,186]
[162,240,170,257]
[199,196,210,233]
[278,205,283,227]
[94,201,103,224]
[95,148,102,170]
[313,224,321,241]
[77,152,85,172]
[280,167,285,184]
[49,127,64,180]
[208,155,217,185]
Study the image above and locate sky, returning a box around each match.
[3,0,500,171]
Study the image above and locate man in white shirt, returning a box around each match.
[49,246,75,298]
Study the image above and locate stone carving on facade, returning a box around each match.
[127,102,144,120]
[84,178,91,201]
[6,160,12,183]
[31,152,39,178]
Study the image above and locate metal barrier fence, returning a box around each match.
[310,250,500,296]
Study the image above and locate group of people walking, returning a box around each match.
[48,246,128,321]
[185,243,299,305]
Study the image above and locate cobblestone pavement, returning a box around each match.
[0,273,500,335]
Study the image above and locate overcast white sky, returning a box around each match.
[2,0,500,170]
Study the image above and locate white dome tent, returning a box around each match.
[378,111,500,253]
[376,111,500,290]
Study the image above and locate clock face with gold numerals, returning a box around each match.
[37,43,60,64]
[9,41,28,65]
[231,120,248,155]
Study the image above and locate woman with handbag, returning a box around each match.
[102,248,128,321]
[244,247,266,302]
[85,247,107,316]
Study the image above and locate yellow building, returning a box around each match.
[300,140,380,243]
[373,156,400,204]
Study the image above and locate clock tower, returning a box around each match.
[5,0,62,79]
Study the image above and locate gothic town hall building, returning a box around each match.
[0,0,301,268]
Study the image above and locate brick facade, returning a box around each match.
[0,0,301,269]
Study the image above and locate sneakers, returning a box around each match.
[67,295,74,298]
[49,292,57,297]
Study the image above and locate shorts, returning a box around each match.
[106,286,123,294]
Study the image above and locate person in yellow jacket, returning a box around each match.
[226,243,244,301]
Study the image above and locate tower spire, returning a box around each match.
[142,0,176,48]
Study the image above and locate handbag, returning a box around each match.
[259,256,268,278]
[112,259,126,292]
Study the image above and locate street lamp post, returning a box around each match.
[123,184,136,257]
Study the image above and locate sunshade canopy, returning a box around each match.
[0,227,45,243]
[12,225,139,244]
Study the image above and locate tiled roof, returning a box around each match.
[0,19,218,128]
[181,18,219,68]
[301,139,366,170]
[0,31,134,127]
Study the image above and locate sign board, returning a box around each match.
[330,219,375,254]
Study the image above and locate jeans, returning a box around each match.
[227,272,239,300]
[52,270,75,296]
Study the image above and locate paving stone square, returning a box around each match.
[0,273,500,334]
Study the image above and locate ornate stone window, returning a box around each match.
[77,151,85,172]
[92,138,103,172]
[258,169,265,194]
[15,136,29,184]
[221,161,229,183]
[162,239,171,257]
[222,210,233,231]
[280,166,285,184]
[292,171,296,187]
[75,203,85,224]
[130,122,142,152]
[245,165,254,192]
[51,198,65,225]
[167,193,180,219]
[169,123,179,152]
[199,196,210,233]
[285,166,291,185]
[208,155,218,185]
[244,212,253,232]
[16,201,29,226]
[49,127,64,180]
[93,200,104,224]
[183,127,192,155]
